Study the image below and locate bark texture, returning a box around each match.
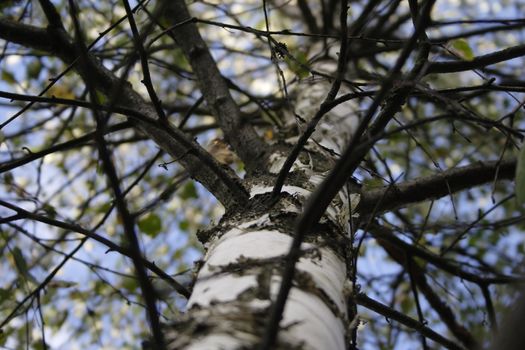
[163,142,357,349]
[161,48,361,347]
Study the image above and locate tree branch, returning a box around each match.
[266,2,436,348]
[68,1,164,345]
[358,158,516,214]
[368,223,523,285]
[297,0,319,33]
[153,1,270,173]
[0,18,55,53]
[0,120,131,174]
[371,233,477,349]
[0,17,248,210]
[426,44,525,74]
[0,200,190,298]
[356,293,466,350]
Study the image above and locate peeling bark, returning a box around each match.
[164,149,356,349]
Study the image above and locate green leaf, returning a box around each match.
[516,144,525,205]
[47,280,77,289]
[451,39,474,61]
[94,89,108,104]
[0,326,12,346]
[180,182,198,200]
[179,220,189,231]
[122,277,139,292]
[285,50,310,79]
[11,247,33,282]
[27,60,42,80]
[31,341,48,350]
[400,295,413,314]
[96,202,112,214]
[3,172,13,186]
[137,213,162,237]
[0,288,11,306]
[1,70,16,84]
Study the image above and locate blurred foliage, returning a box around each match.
[0,0,523,349]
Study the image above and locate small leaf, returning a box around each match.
[516,144,525,205]
[122,277,139,292]
[11,247,34,282]
[4,172,13,186]
[47,280,77,289]
[0,288,11,306]
[0,326,11,346]
[31,341,48,350]
[47,84,75,99]
[96,202,112,214]
[94,89,108,104]
[1,70,16,84]
[451,39,474,61]
[138,213,162,237]
[180,182,198,200]
[27,60,42,80]
[42,204,57,218]
[179,220,189,231]
[285,50,310,79]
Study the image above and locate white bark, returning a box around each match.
[185,228,348,350]
[168,175,349,350]
[164,147,358,349]
[164,57,360,349]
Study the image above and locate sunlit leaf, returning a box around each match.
[1,70,16,84]
[285,50,310,79]
[138,213,162,237]
[180,182,198,200]
[11,247,33,282]
[27,60,43,80]
[179,220,189,231]
[451,39,475,61]
[47,84,76,99]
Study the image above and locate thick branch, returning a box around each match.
[0,18,248,210]
[356,293,466,350]
[155,1,270,173]
[426,44,525,74]
[358,159,516,214]
[0,18,54,52]
[297,0,319,33]
[490,290,525,350]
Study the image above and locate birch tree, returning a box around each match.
[0,0,525,349]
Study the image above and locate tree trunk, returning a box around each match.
[164,148,358,349]
[161,48,361,347]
